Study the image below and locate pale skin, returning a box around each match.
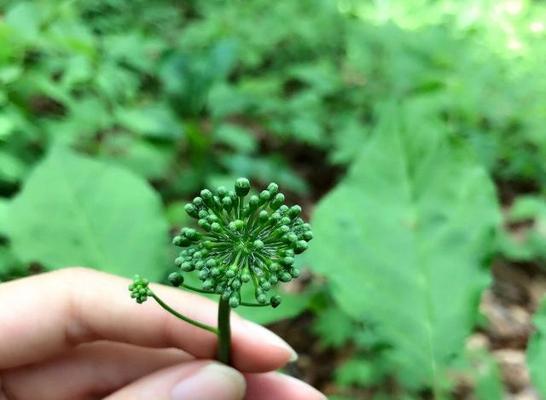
[0,268,325,400]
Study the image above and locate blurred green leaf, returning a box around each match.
[500,195,546,262]
[4,2,42,43]
[214,124,257,154]
[336,357,387,388]
[0,198,8,236]
[473,352,504,400]
[116,104,183,139]
[528,298,546,398]
[308,104,500,388]
[100,134,176,180]
[312,306,354,348]
[0,151,26,183]
[5,147,169,279]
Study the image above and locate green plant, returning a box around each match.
[129,177,312,365]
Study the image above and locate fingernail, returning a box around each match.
[171,363,245,400]
[244,321,298,362]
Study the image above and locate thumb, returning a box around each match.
[105,361,246,400]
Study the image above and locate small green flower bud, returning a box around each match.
[294,240,308,254]
[260,279,272,291]
[229,296,240,308]
[280,217,291,225]
[226,265,238,278]
[286,233,298,244]
[198,219,211,230]
[269,212,281,223]
[229,219,244,231]
[248,195,260,209]
[279,272,292,282]
[181,261,194,272]
[231,279,242,289]
[211,222,222,233]
[200,189,213,200]
[172,235,190,247]
[203,279,215,291]
[253,239,264,249]
[241,273,251,282]
[270,193,285,210]
[269,262,281,272]
[270,295,282,308]
[258,210,269,222]
[268,182,279,195]
[168,272,184,287]
[198,209,208,218]
[290,268,300,278]
[193,251,203,259]
[193,197,204,207]
[183,228,198,240]
[303,231,314,241]
[259,190,271,203]
[288,205,302,218]
[174,257,184,266]
[235,177,251,197]
[184,203,199,218]
[257,294,267,304]
[129,275,151,304]
[278,205,289,214]
[222,196,233,210]
[217,186,227,197]
[282,257,295,266]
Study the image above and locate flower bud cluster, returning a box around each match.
[129,275,151,304]
[170,178,313,308]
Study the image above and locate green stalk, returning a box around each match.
[150,292,218,334]
[217,297,232,365]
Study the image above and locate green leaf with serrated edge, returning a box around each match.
[5,147,169,279]
[528,298,546,398]
[308,103,500,389]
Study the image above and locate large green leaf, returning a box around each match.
[5,147,169,279]
[528,298,546,397]
[308,105,500,388]
[0,199,8,236]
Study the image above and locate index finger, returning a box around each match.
[0,268,296,372]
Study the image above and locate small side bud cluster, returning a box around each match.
[129,275,151,304]
[170,178,313,308]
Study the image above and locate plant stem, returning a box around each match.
[217,297,231,365]
[150,292,218,334]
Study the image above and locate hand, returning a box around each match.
[0,268,325,400]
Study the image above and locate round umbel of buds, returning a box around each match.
[169,178,313,308]
[129,275,152,304]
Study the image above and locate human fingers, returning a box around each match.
[0,268,296,372]
[244,372,326,400]
[105,361,245,400]
[1,341,192,400]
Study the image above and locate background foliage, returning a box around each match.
[1,0,546,398]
